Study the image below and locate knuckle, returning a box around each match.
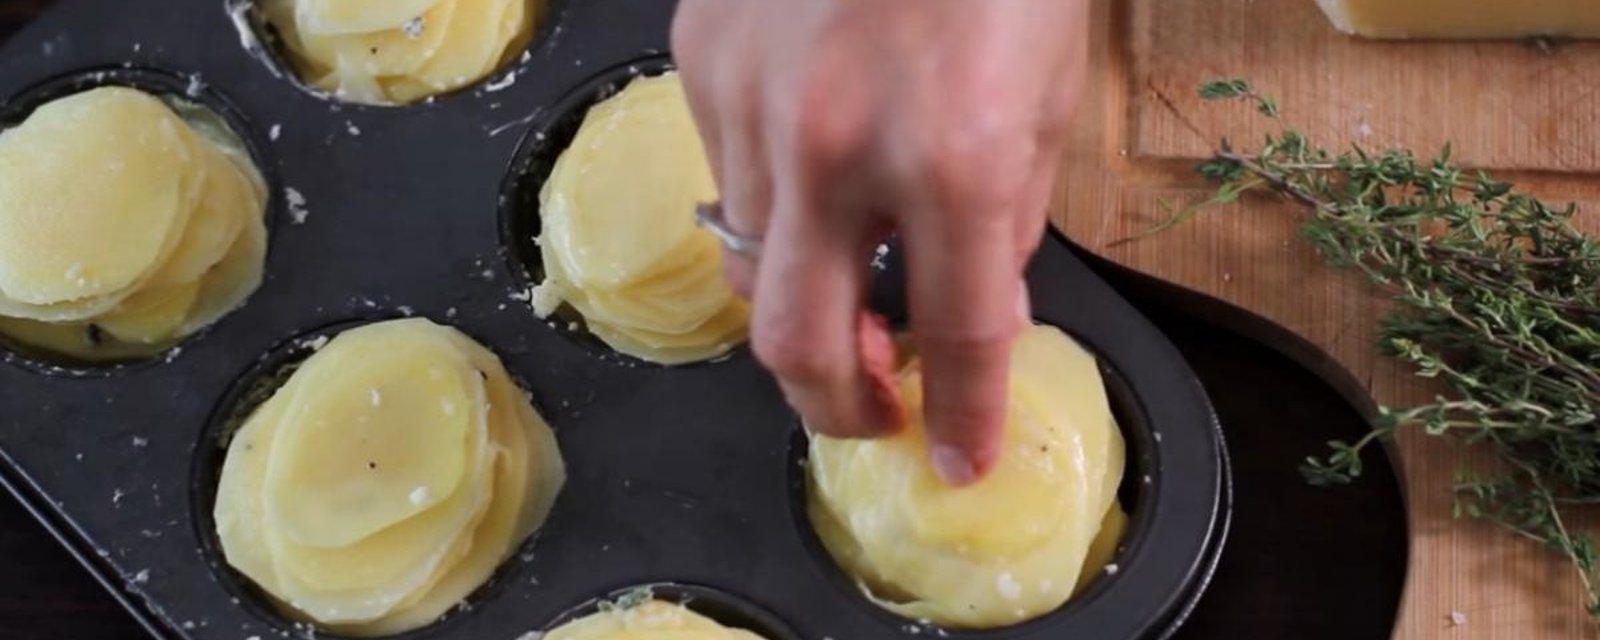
[910,107,1035,203]
[789,68,870,165]
[754,326,834,385]
[917,321,1020,363]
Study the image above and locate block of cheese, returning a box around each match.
[1316,0,1600,39]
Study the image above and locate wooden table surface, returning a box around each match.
[1054,0,1600,635]
[0,1,1410,638]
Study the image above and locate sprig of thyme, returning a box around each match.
[1135,79,1600,618]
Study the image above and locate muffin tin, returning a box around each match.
[0,0,1231,638]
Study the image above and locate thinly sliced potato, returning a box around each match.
[297,0,447,36]
[545,600,768,640]
[808,325,1128,629]
[295,0,456,78]
[213,319,565,635]
[538,74,718,291]
[0,87,197,305]
[407,0,517,92]
[94,282,202,344]
[145,143,250,288]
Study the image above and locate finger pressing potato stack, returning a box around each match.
[531,73,750,365]
[213,318,566,636]
[0,86,268,363]
[260,0,537,104]
[546,599,767,640]
[807,324,1128,629]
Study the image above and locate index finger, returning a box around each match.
[903,204,1025,486]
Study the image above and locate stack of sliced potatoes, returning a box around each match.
[807,324,1128,629]
[546,599,767,640]
[0,87,268,363]
[532,73,750,365]
[213,318,565,636]
[260,0,536,105]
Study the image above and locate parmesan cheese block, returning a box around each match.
[1316,0,1600,39]
[545,600,768,640]
[262,0,536,105]
[533,73,750,365]
[0,87,268,363]
[807,324,1127,629]
[213,318,565,636]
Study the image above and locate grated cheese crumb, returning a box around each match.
[403,16,426,39]
[285,188,309,224]
[996,572,1022,600]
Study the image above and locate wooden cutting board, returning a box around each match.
[1052,0,1600,638]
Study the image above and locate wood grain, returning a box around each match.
[1054,0,1600,637]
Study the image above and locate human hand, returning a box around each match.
[672,0,1089,484]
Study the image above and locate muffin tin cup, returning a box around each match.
[0,65,283,377]
[0,1,1229,638]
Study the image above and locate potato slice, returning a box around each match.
[145,144,250,288]
[590,300,750,351]
[93,282,202,344]
[407,0,518,92]
[538,73,719,291]
[376,76,440,104]
[295,0,456,79]
[0,317,164,362]
[330,327,564,636]
[265,455,492,622]
[545,600,768,640]
[215,392,295,594]
[1072,503,1127,596]
[1011,328,1126,518]
[540,231,739,338]
[0,87,197,305]
[263,325,479,549]
[297,0,447,36]
[313,64,389,104]
[533,73,750,363]
[213,319,565,634]
[496,0,530,57]
[180,204,266,336]
[583,236,737,335]
[807,324,1127,629]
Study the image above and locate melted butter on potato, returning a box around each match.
[0,86,267,362]
[807,324,1128,629]
[532,73,750,365]
[213,318,565,636]
[261,0,537,105]
[545,600,767,640]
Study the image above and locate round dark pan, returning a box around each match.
[0,2,1227,638]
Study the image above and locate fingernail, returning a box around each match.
[931,444,979,486]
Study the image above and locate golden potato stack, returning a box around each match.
[808,324,1128,629]
[261,0,536,104]
[0,87,268,362]
[213,318,565,636]
[532,74,750,365]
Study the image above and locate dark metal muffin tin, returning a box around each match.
[0,0,1230,638]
